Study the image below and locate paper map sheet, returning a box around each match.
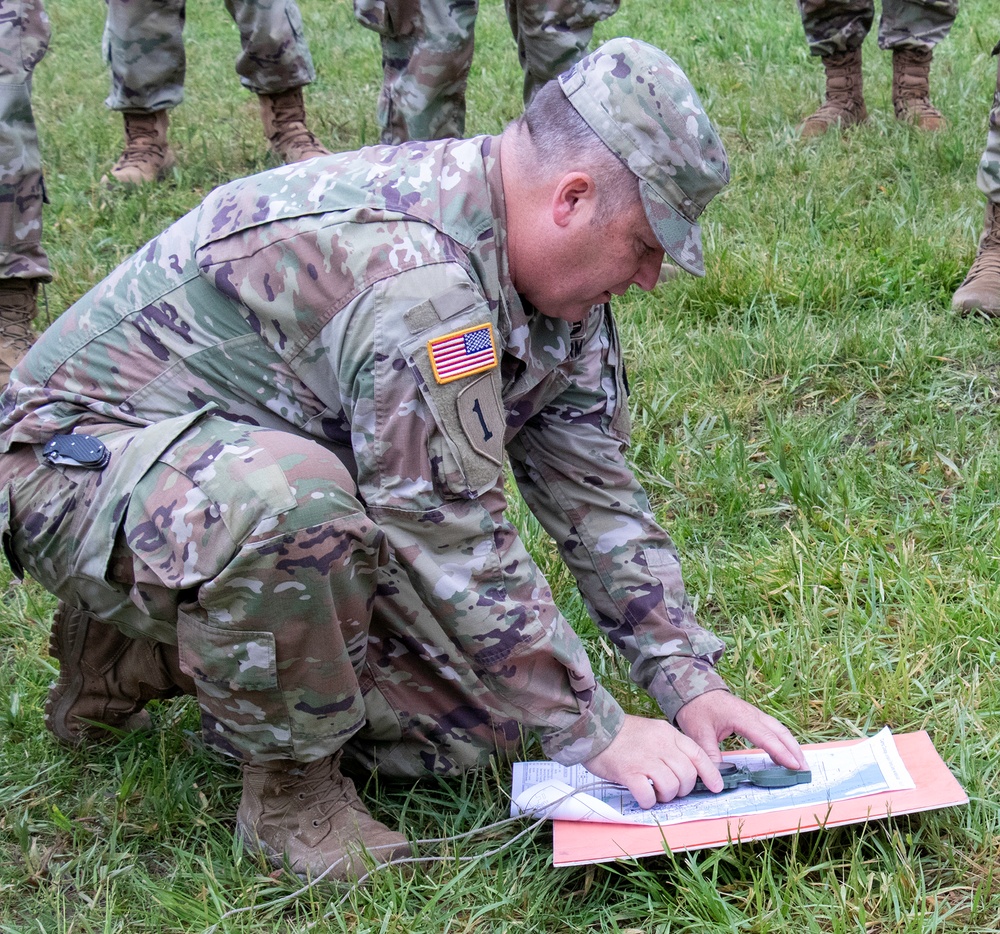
[511,727,914,827]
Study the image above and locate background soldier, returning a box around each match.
[102,0,329,185]
[0,38,805,880]
[354,0,620,143]
[0,0,49,384]
[796,0,957,137]
[953,42,1000,317]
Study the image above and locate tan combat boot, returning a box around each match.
[892,47,945,130]
[103,110,177,186]
[45,602,195,745]
[0,279,38,385]
[258,88,331,164]
[237,752,412,880]
[953,201,1000,317]
[800,49,868,138]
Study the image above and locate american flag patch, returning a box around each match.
[427,324,498,384]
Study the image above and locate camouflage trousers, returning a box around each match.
[977,44,1000,203]
[354,0,619,143]
[798,0,957,56]
[104,0,316,112]
[0,416,527,776]
[0,0,49,282]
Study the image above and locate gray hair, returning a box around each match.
[519,80,641,224]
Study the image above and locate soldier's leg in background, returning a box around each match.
[879,0,956,128]
[798,0,873,57]
[504,0,618,106]
[0,0,51,384]
[343,559,529,780]
[797,0,872,136]
[953,46,1000,318]
[357,0,478,143]
[877,0,956,52]
[977,51,1000,207]
[104,0,185,112]
[102,0,183,183]
[224,0,328,162]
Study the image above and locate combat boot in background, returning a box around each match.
[45,602,195,745]
[953,201,1000,317]
[0,279,38,385]
[237,752,412,880]
[258,87,331,164]
[103,110,177,186]
[799,49,868,138]
[892,47,945,130]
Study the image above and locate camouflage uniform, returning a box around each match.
[0,0,49,282]
[104,0,316,113]
[797,0,957,57]
[977,42,1000,203]
[0,136,728,776]
[354,0,620,143]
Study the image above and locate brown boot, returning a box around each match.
[45,602,195,745]
[0,279,38,385]
[800,49,868,138]
[237,752,412,880]
[102,111,177,186]
[258,88,331,164]
[953,201,1000,317]
[892,47,945,130]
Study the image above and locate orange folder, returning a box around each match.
[551,730,967,867]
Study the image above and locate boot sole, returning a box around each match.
[44,606,89,746]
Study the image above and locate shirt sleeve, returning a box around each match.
[505,305,730,722]
[325,260,627,765]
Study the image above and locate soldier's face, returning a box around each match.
[530,199,665,323]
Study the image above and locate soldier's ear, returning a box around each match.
[551,172,597,228]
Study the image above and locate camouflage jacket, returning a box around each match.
[0,136,728,762]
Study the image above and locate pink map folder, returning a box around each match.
[551,730,968,867]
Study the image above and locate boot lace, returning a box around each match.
[279,757,363,829]
[0,287,37,354]
[117,118,167,169]
[963,235,1000,286]
[266,95,328,160]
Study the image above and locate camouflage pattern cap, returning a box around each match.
[558,37,730,276]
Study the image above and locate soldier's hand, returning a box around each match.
[674,689,807,772]
[582,714,725,808]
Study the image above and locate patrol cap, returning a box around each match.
[557,37,730,277]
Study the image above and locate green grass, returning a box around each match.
[2,0,1000,930]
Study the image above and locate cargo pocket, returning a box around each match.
[176,608,278,692]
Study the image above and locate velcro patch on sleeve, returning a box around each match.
[427,324,498,384]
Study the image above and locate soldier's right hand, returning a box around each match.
[582,714,724,808]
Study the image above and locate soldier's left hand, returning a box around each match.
[675,690,807,771]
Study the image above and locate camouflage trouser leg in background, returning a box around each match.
[222,0,315,95]
[104,0,316,112]
[798,0,957,56]
[359,0,477,143]
[1,416,522,772]
[977,44,1000,204]
[0,0,50,282]
[356,0,618,143]
[505,0,618,105]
